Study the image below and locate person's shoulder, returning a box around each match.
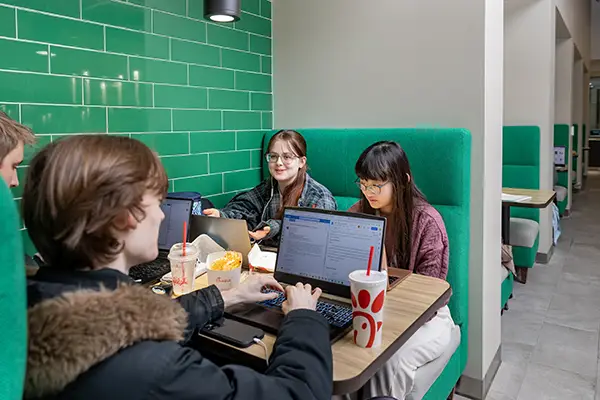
[414,201,447,236]
[305,174,333,196]
[347,201,362,213]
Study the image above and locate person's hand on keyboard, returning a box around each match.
[282,283,322,315]
[221,274,284,308]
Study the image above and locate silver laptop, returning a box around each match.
[189,216,253,267]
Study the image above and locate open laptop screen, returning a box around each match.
[158,198,192,251]
[274,208,386,297]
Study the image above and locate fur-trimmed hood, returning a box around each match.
[25,284,188,399]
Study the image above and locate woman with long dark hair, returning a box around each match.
[347,141,460,400]
[203,130,336,244]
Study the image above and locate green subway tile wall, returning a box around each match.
[0,0,271,250]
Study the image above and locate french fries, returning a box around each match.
[209,251,242,271]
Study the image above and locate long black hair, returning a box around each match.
[355,141,425,268]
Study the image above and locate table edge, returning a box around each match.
[501,193,557,209]
[332,285,453,395]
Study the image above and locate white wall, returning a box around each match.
[504,0,556,255]
[591,0,600,60]
[573,59,584,186]
[584,71,591,176]
[556,40,575,123]
[273,0,503,391]
[555,0,590,64]
[555,39,575,208]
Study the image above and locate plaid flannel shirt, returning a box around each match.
[220,174,337,244]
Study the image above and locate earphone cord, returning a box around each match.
[257,177,275,245]
[253,338,269,366]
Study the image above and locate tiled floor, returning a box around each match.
[458,170,600,400]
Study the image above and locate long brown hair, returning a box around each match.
[22,135,168,269]
[267,130,307,218]
[355,141,425,269]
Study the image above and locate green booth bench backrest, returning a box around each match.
[554,124,570,188]
[0,181,27,399]
[262,128,471,329]
[502,126,540,222]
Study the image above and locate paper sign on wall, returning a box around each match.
[554,146,566,166]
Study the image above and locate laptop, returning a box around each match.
[225,207,386,342]
[384,257,412,290]
[129,197,193,284]
[189,216,253,267]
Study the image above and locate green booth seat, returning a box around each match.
[554,124,570,215]
[503,126,541,282]
[0,181,27,399]
[264,128,471,399]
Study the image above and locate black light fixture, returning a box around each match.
[204,0,241,23]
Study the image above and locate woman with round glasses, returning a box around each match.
[203,130,336,244]
[347,141,459,400]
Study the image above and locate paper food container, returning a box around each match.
[206,251,242,290]
[248,243,277,273]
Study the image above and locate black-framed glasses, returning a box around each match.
[355,179,389,195]
[265,152,298,165]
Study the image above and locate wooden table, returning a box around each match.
[502,188,556,208]
[501,188,556,282]
[187,273,451,395]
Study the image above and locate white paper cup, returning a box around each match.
[168,243,199,296]
[349,270,387,348]
[206,251,242,290]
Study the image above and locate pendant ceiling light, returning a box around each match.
[204,0,241,23]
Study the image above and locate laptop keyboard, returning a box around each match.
[258,289,353,328]
[129,258,170,284]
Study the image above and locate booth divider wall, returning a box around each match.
[0,181,27,399]
[583,123,587,176]
[554,124,571,214]
[573,124,579,183]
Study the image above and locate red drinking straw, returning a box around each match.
[182,221,187,256]
[367,246,374,276]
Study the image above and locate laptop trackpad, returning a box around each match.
[225,304,284,334]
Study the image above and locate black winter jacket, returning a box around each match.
[25,268,333,400]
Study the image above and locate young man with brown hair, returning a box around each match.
[22,134,332,400]
[0,111,35,188]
